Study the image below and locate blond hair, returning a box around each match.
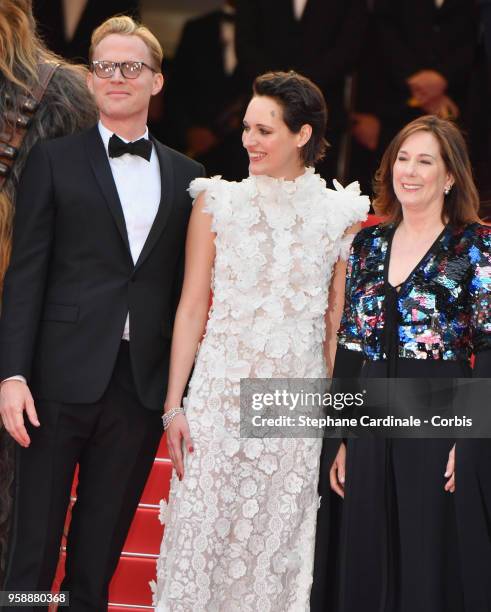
[89,16,163,72]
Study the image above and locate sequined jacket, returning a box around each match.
[338,223,491,363]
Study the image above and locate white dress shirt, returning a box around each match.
[293,0,308,20]
[98,120,161,340]
[1,121,161,385]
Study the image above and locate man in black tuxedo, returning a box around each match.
[0,15,204,611]
[235,0,367,179]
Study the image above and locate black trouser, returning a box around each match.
[2,342,163,611]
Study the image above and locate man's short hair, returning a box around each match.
[89,15,163,72]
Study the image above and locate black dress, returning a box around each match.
[312,223,491,612]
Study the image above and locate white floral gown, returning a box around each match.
[151,168,369,611]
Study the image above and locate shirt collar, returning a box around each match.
[98,120,149,156]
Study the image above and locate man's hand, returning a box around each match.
[186,127,218,157]
[407,70,448,105]
[0,380,39,447]
[420,95,459,119]
[351,113,381,151]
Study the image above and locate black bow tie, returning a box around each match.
[108,134,152,161]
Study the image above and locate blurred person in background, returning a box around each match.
[235,0,367,182]
[0,0,97,586]
[481,0,491,63]
[32,0,140,63]
[467,0,491,220]
[373,0,477,138]
[346,2,386,199]
[162,0,249,181]
[348,0,479,201]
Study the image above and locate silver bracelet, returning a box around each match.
[162,406,185,430]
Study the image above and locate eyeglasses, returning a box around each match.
[90,60,158,79]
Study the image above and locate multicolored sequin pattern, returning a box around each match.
[338,223,491,362]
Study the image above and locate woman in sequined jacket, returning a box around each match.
[312,116,491,612]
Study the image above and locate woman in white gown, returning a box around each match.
[151,71,369,611]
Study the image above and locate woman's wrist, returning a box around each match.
[162,406,186,430]
[164,399,182,413]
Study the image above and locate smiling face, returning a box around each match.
[242,95,310,180]
[87,33,163,129]
[392,130,453,215]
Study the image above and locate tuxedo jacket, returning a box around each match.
[235,0,367,128]
[0,126,204,411]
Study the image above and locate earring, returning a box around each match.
[444,185,451,195]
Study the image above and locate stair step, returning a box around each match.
[139,459,172,506]
[123,506,164,555]
[109,555,156,606]
[108,606,153,611]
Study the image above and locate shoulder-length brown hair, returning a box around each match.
[373,115,480,226]
[0,0,59,92]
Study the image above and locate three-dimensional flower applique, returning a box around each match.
[258,453,279,475]
[233,200,261,228]
[242,499,260,519]
[234,519,253,542]
[265,331,290,359]
[240,478,258,498]
[158,499,168,525]
[255,359,274,378]
[229,558,247,579]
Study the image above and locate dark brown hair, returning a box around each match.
[252,71,328,166]
[373,115,480,226]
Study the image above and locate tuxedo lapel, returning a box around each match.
[134,137,175,271]
[85,126,131,254]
